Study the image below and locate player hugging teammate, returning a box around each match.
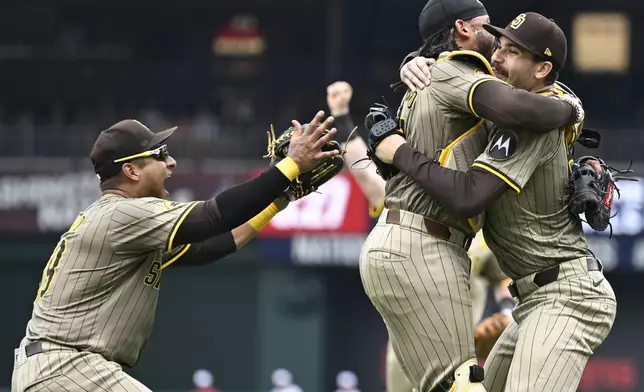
[361,6,627,392]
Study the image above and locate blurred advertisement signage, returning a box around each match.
[257,172,370,266]
[258,173,369,236]
[0,171,248,233]
[3,170,644,269]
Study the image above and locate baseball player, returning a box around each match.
[11,113,339,392]
[374,13,616,392]
[327,82,514,392]
[358,1,587,391]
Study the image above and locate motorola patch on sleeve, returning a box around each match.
[488,130,518,160]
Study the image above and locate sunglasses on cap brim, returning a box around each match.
[113,145,169,163]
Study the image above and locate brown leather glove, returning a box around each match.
[474,312,512,360]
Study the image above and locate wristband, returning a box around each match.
[248,202,281,232]
[275,156,301,181]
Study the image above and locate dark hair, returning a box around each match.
[418,27,459,60]
[544,68,559,85]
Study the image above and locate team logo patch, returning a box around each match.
[510,14,526,30]
[488,130,518,160]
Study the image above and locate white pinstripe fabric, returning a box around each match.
[482,258,616,392]
[360,209,475,392]
[12,339,151,392]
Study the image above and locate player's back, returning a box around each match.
[478,89,590,279]
[25,194,169,367]
[386,53,494,234]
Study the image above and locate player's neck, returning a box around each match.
[530,82,552,93]
[101,188,136,199]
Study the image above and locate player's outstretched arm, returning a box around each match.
[327,81,385,212]
[402,54,583,132]
[169,112,338,248]
[161,198,289,268]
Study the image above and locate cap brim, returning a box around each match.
[145,126,177,149]
[483,24,540,58]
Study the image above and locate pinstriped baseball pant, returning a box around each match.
[483,258,617,392]
[360,209,475,392]
[12,340,151,392]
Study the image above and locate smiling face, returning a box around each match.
[491,36,554,91]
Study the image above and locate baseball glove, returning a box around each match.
[566,156,637,233]
[264,124,344,202]
[364,103,405,180]
[474,312,512,360]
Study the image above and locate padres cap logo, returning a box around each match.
[510,13,526,30]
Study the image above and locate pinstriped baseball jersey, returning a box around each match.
[386,52,496,234]
[472,90,589,279]
[25,193,196,367]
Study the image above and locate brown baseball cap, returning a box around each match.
[483,12,567,70]
[90,119,177,182]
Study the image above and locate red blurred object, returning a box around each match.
[579,358,638,391]
[257,172,370,237]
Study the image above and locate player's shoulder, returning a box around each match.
[432,50,495,78]
[110,196,170,217]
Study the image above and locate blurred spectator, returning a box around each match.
[192,369,219,392]
[192,104,221,143]
[270,368,303,392]
[335,371,361,392]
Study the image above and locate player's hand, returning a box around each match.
[400,56,436,92]
[375,134,406,164]
[287,111,339,172]
[587,158,603,175]
[327,81,353,117]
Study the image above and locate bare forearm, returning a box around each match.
[232,222,259,248]
[344,137,386,208]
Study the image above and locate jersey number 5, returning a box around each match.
[36,213,85,301]
[144,261,162,290]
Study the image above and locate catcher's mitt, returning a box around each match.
[566,156,637,233]
[264,124,344,202]
[474,312,512,360]
[364,102,405,180]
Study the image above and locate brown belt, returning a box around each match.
[508,257,603,298]
[385,209,471,249]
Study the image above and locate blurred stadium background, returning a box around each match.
[0,0,642,391]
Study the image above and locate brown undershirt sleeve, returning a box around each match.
[472,81,575,132]
[393,143,509,218]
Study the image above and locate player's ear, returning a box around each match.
[534,61,553,81]
[121,163,140,182]
[454,19,469,39]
